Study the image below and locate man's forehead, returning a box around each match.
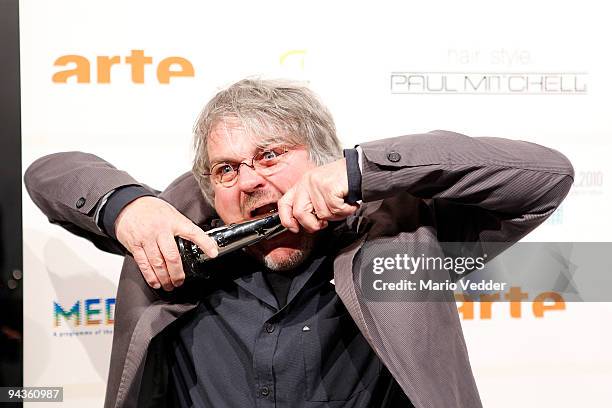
[207,123,259,163]
[208,121,285,161]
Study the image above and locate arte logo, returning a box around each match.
[53,297,115,327]
[52,50,194,84]
[456,287,565,320]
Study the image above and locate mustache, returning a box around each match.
[240,190,281,216]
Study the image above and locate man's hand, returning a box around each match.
[278,158,359,233]
[115,196,219,291]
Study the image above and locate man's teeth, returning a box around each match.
[251,204,277,217]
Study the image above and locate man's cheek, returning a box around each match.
[214,191,240,220]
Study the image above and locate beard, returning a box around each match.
[239,189,318,271]
[244,229,316,271]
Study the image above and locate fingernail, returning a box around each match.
[152,283,161,289]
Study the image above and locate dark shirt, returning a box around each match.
[263,268,299,309]
[165,236,413,408]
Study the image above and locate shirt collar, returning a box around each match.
[232,226,341,311]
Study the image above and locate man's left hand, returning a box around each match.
[278,158,360,233]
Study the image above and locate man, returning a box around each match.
[25,79,574,408]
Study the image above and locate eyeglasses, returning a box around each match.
[204,146,293,187]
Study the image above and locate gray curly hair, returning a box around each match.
[192,78,343,205]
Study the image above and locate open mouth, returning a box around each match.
[249,202,278,218]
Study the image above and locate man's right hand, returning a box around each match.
[114,196,219,291]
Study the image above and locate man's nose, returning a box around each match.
[236,163,266,192]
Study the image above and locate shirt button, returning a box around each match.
[260,386,270,396]
[387,151,402,163]
[75,197,86,209]
[264,322,275,333]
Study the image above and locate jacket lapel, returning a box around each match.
[332,220,483,408]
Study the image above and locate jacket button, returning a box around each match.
[260,386,270,396]
[387,151,401,162]
[76,197,86,208]
[264,322,275,333]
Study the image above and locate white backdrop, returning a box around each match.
[20,1,612,406]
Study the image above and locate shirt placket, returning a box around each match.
[252,306,280,408]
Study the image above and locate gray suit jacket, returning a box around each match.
[25,130,574,408]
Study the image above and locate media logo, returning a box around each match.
[53,297,115,337]
[571,169,604,196]
[52,49,194,84]
[279,49,306,70]
[279,49,309,82]
[390,72,588,95]
[545,205,564,226]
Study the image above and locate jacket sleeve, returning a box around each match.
[24,151,158,255]
[358,130,574,243]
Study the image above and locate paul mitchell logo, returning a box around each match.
[390,72,588,94]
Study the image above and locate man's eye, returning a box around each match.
[261,150,280,161]
[260,147,288,163]
[217,164,234,175]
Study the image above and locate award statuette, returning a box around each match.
[176,212,286,277]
